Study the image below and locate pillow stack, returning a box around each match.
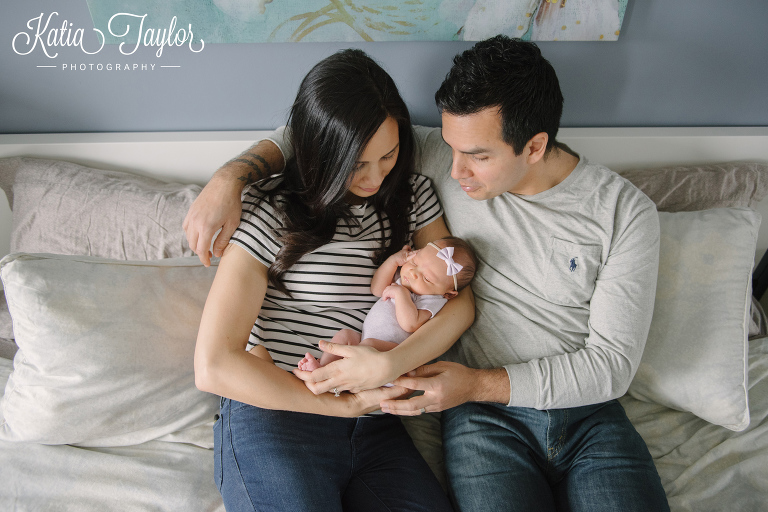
[1,156,768,441]
[0,157,218,447]
[620,162,768,431]
[0,157,201,343]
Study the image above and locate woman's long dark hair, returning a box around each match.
[266,49,415,295]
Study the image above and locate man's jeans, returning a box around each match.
[442,400,670,512]
[214,397,453,512]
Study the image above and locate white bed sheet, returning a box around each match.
[620,336,768,512]
[0,357,225,512]
[2,339,768,511]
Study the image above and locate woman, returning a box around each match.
[194,49,473,511]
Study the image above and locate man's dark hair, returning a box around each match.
[435,35,564,156]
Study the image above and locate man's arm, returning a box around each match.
[185,125,447,267]
[383,202,661,414]
[382,363,509,415]
[183,136,286,266]
[501,205,661,410]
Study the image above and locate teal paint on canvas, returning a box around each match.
[86,0,628,43]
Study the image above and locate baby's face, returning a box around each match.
[399,245,456,297]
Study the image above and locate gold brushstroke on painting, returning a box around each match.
[271,0,423,42]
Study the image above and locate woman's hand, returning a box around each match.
[292,340,397,394]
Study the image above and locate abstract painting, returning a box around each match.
[86,0,628,43]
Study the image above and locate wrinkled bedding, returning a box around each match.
[0,357,224,512]
[620,336,768,512]
[2,339,767,511]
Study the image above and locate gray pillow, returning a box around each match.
[0,157,201,259]
[628,208,759,431]
[619,161,768,212]
[619,161,768,338]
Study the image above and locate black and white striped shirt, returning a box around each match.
[230,174,443,371]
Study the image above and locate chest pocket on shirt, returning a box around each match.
[544,238,602,307]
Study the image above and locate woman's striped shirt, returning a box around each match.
[229,174,443,371]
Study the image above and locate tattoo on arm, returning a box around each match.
[231,159,264,183]
[224,144,277,185]
[245,152,273,176]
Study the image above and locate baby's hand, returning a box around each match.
[391,245,413,267]
[382,283,408,302]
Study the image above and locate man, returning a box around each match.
[184,36,669,511]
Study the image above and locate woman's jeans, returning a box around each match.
[214,398,453,512]
[442,400,670,512]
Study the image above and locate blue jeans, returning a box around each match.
[442,400,669,512]
[214,398,453,512]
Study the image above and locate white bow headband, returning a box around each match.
[427,242,463,291]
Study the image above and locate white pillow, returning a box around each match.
[629,207,760,431]
[0,254,219,446]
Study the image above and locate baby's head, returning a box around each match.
[399,236,477,299]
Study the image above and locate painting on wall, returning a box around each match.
[86,0,628,43]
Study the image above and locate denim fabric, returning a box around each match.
[214,398,453,512]
[442,400,669,512]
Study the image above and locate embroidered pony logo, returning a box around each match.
[569,257,578,273]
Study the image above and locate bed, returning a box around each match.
[1,127,768,511]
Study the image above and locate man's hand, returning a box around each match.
[183,174,244,266]
[338,384,412,417]
[379,361,509,415]
[184,138,285,266]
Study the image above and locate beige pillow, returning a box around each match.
[0,254,219,446]
[619,161,768,212]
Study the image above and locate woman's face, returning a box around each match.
[347,116,400,202]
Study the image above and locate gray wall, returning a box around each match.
[1,0,766,133]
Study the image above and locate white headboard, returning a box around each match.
[2,127,768,262]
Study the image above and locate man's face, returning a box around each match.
[441,108,532,201]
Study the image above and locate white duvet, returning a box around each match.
[1,338,767,511]
[620,336,768,512]
[0,356,224,512]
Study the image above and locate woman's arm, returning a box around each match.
[386,215,475,378]
[194,243,406,415]
[296,216,475,394]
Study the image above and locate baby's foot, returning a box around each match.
[297,353,321,371]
